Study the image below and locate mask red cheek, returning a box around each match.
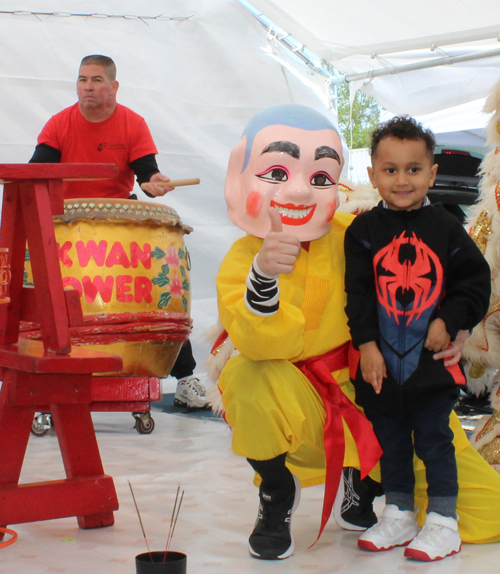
[246,191,264,218]
[325,199,337,222]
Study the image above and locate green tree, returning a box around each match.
[336,80,381,149]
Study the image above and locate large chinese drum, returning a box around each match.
[22,198,192,377]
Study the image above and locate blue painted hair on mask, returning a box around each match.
[241,104,339,173]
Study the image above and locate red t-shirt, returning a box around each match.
[37,103,158,199]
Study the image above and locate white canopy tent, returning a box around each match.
[248,0,500,116]
[411,99,489,147]
[0,0,498,371]
[382,98,490,151]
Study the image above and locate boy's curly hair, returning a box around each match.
[370,115,435,160]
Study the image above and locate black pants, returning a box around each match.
[169,339,196,380]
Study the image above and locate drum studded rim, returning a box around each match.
[54,198,193,234]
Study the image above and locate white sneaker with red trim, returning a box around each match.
[358,504,419,552]
[404,512,461,561]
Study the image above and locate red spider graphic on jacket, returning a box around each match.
[374,231,443,325]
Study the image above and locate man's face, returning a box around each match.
[225,125,343,241]
[77,64,118,111]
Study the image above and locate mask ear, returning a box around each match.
[224,137,247,211]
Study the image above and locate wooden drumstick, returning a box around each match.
[140,178,200,193]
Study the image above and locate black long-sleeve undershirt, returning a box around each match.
[29,143,159,197]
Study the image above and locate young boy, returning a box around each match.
[344,116,491,561]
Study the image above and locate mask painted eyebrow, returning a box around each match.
[315,146,341,163]
[261,141,300,159]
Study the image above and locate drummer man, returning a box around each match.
[29,54,209,410]
[30,54,172,199]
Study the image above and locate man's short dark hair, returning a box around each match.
[80,55,116,81]
[370,115,435,160]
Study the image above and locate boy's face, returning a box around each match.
[367,136,438,211]
[225,124,343,241]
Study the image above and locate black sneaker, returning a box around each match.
[248,475,301,560]
[333,467,384,531]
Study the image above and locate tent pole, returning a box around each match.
[237,0,342,85]
[345,47,500,83]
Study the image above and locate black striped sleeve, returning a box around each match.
[244,257,280,316]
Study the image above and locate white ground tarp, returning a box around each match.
[0,0,340,369]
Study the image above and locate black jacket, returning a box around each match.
[344,202,491,412]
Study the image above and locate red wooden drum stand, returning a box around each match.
[0,164,124,530]
[31,376,162,436]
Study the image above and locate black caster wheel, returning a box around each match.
[31,413,51,437]
[133,412,155,434]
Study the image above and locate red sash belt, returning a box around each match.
[294,342,382,544]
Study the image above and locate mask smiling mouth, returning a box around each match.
[270,200,316,225]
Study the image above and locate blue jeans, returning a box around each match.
[364,395,458,513]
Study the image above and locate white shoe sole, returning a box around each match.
[404,543,461,561]
[358,535,415,552]
[173,397,211,410]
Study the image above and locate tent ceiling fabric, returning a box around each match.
[248,0,500,115]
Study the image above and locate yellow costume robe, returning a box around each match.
[217,211,500,543]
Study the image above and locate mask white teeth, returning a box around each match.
[276,205,312,219]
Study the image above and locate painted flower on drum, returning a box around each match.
[170,275,183,297]
[151,245,190,312]
[165,246,180,267]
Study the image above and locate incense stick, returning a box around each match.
[165,485,180,556]
[170,491,184,547]
[163,485,185,562]
[128,480,154,563]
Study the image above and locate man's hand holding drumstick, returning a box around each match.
[141,176,201,197]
